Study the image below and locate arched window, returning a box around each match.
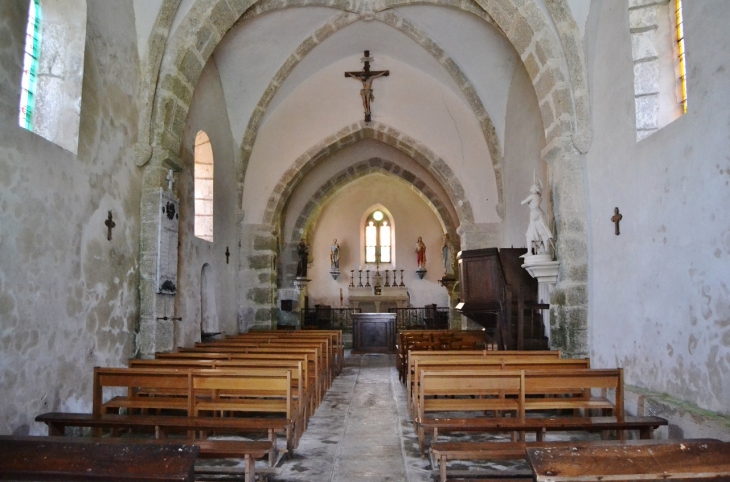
[18,0,41,131]
[17,0,86,154]
[364,209,392,264]
[194,131,214,242]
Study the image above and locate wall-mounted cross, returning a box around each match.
[611,207,623,235]
[225,246,230,264]
[105,211,116,241]
[345,50,389,123]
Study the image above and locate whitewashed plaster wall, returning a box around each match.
[243,56,498,224]
[584,0,730,416]
[0,0,141,435]
[175,58,239,347]
[502,60,547,250]
[305,173,449,308]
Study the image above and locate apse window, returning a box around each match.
[18,0,87,154]
[194,131,214,242]
[365,210,392,264]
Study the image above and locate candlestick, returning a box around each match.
[365,270,371,287]
[350,270,355,288]
[399,269,405,287]
[358,270,363,288]
[384,270,390,287]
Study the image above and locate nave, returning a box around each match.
[227,351,535,482]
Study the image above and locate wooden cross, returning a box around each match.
[225,246,230,264]
[105,211,116,241]
[345,50,389,122]
[611,207,623,235]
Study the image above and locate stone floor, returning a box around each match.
[266,351,543,482]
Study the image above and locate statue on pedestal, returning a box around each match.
[521,177,553,256]
[296,238,309,278]
[330,239,340,270]
[441,234,454,277]
[415,236,426,269]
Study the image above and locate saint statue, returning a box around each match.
[415,236,427,270]
[521,178,553,256]
[296,238,309,278]
[330,239,340,270]
[441,234,453,276]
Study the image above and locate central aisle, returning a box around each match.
[273,353,432,482]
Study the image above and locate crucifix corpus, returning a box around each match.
[345,50,389,123]
[105,211,116,241]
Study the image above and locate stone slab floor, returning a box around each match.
[266,351,540,482]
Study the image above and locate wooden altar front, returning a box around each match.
[352,313,396,354]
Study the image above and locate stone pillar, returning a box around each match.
[137,148,182,358]
[543,137,589,358]
[238,224,277,332]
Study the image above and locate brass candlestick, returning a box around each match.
[399,269,405,287]
[365,270,371,287]
[350,270,355,288]
[384,270,390,287]
[358,270,363,287]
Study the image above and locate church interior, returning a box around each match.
[1,0,730,479]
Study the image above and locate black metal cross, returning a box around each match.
[345,50,390,122]
[105,211,116,241]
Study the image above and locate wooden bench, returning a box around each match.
[527,439,730,482]
[0,435,198,482]
[93,366,300,453]
[432,438,716,482]
[407,353,576,416]
[416,368,660,455]
[36,412,286,466]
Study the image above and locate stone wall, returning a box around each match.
[0,0,141,435]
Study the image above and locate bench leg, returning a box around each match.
[440,455,447,482]
[268,429,276,467]
[417,424,426,456]
[245,454,255,482]
[46,422,64,436]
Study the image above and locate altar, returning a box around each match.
[348,286,409,313]
[352,313,397,354]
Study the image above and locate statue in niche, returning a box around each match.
[296,238,309,278]
[330,239,340,270]
[415,236,427,270]
[441,234,454,276]
[521,177,553,256]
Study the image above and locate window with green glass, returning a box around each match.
[18,0,41,131]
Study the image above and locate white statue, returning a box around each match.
[521,177,553,256]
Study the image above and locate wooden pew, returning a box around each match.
[406,351,568,416]
[0,435,198,482]
[93,366,300,453]
[233,330,344,376]
[432,438,718,482]
[420,367,668,481]
[129,358,311,439]
[35,413,285,467]
[178,345,327,405]
[157,350,320,415]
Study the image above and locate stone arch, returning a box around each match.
[262,121,474,235]
[235,9,506,218]
[285,159,460,246]
[147,0,589,165]
[141,0,591,356]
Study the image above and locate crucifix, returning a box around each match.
[225,246,230,264]
[105,211,116,241]
[611,207,623,235]
[345,50,389,123]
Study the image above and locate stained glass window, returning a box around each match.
[364,210,392,264]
